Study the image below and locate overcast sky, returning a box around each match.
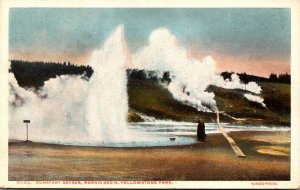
[9,8,290,77]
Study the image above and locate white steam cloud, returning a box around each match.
[132,28,264,111]
[244,93,266,107]
[213,73,262,94]
[9,72,90,143]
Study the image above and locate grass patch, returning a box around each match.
[128,79,214,122]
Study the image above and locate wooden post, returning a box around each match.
[26,123,28,141]
[23,120,30,141]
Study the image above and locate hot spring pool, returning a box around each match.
[54,121,290,147]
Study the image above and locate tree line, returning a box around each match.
[220,71,290,84]
[129,69,291,84]
[10,60,93,88]
[127,69,171,84]
[9,60,290,89]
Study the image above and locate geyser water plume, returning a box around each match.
[86,25,129,143]
[9,25,131,145]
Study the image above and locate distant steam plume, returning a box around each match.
[132,28,265,112]
[244,93,266,107]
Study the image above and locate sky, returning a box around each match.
[9,8,290,77]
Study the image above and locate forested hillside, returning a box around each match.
[9,60,290,125]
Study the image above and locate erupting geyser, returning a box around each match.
[9,25,132,145]
[86,25,129,143]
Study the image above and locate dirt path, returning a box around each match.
[216,109,246,157]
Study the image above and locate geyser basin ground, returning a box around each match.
[9,130,290,181]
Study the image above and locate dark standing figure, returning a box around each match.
[197,120,207,142]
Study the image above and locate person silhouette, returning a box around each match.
[197,120,207,142]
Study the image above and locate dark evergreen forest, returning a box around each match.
[10,60,93,88]
[220,71,290,84]
[9,60,290,89]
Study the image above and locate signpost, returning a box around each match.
[23,120,30,141]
